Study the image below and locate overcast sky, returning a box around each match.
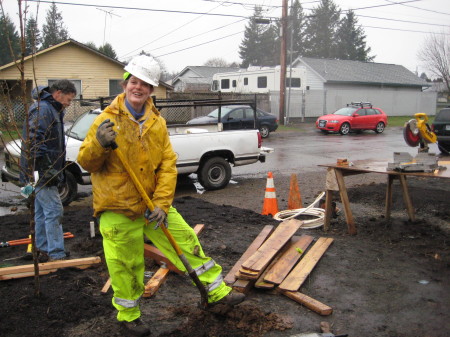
[3,0,449,76]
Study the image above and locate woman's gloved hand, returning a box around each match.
[96,119,116,148]
[144,207,168,229]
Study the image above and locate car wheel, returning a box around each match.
[437,142,450,155]
[197,157,231,190]
[375,122,385,134]
[339,123,350,135]
[59,170,78,206]
[259,125,270,138]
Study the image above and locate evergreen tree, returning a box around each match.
[25,15,41,56]
[287,0,307,60]
[304,0,340,58]
[42,2,69,49]
[335,10,373,61]
[0,13,21,66]
[98,42,117,59]
[239,7,277,67]
[84,41,98,50]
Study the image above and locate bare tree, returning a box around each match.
[418,30,450,93]
[203,57,232,67]
[0,1,71,296]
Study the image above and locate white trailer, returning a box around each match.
[211,66,307,93]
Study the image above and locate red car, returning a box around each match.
[316,102,388,135]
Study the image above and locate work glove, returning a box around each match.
[96,119,116,148]
[144,207,168,230]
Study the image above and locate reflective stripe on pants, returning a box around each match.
[100,206,231,322]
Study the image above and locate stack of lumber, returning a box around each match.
[225,219,334,316]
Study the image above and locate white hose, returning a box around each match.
[273,192,326,229]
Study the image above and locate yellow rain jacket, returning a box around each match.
[77,93,177,219]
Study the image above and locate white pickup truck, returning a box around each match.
[2,108,271,205]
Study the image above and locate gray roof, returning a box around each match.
[173,66,240,84]
[296,57,429,88]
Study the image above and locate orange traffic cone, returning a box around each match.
[288,173,303,210]
[262,172,279,216]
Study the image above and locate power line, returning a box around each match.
[363,25,450,35]
[383,0,450,16]
[25,0,267,19]
[357,14,450,27]
[155,30,244,58]
[120,2,232,58]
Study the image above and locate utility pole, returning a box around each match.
[279,0,288,126]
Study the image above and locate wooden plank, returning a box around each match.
[232,278,255,294]
[141,224,204,298]
[0,269,58,280]
[280,290,333,316]
[385,174,394,220]
[264,235,314,285]
[235,270,259,281]
[224,225,274,285]
[254,242,294,289]
[101,278,112,294]
[279,237,334,292]
[0,257,101,276]
[399,175,416,222]
[240,219,302,272]
[323,190,333,231]
[144,224,205,276]
[143,267,170,297]
[334,169,356,235]
[255,236,305,289]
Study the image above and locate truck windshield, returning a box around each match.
[66,110,100,141]
[207,107,233,118]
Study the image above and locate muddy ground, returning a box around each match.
[0,170,449,337]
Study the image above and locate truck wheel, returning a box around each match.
[259,125,270,138]
[339,123,350,135]
[59,171,78,206]
[198,157,231,190]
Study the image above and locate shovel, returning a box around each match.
[110,142,209,309]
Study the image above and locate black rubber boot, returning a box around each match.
[214,290,246,306]
[121,318,151,336]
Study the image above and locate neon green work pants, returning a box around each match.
[100,206,232,322]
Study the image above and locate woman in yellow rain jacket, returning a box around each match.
[77,55,245,337]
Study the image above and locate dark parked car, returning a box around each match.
[432,107,450,154]
[315,102,388,135]
[186,105,278,138]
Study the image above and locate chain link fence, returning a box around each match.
[1,92,270,128]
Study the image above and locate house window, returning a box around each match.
[244,78,248,85]
[232,80,237,88]
[48,79,81,99]
[221,79,230,89]
[286,78,301,88]
[257,76,267,88]
[109,79,123,96]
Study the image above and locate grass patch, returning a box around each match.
[388,115,435,127]
[0,129,20,144]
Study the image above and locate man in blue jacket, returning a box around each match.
[20,80,77,262]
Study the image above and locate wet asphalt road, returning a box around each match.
[232,124,441,177]
[0,124,443,214]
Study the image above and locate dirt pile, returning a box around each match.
[0,178,449,337]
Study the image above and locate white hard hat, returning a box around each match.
[124,55,161,87]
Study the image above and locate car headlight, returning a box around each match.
[328,120,339,123]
